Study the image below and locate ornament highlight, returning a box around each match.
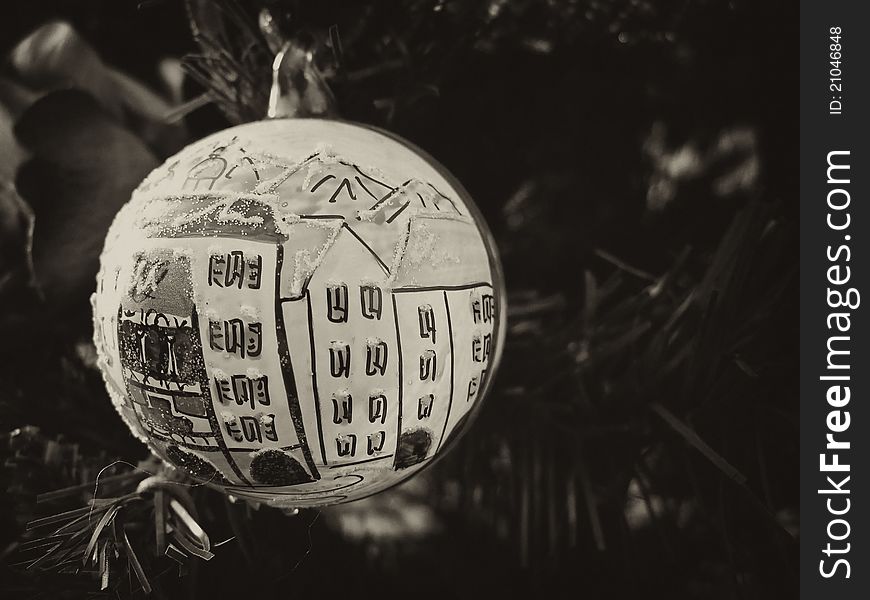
[92,119,504,507]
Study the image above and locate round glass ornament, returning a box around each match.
[92,118,504,507]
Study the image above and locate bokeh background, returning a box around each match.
[0,1,797,598]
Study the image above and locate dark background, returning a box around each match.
[0,1,798,598]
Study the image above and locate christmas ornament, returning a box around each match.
[92,118,504,507]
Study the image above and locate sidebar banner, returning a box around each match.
[801,2,869,597]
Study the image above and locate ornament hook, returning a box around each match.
[262,10,337,119]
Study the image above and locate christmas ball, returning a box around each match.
[92,119,504,507]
